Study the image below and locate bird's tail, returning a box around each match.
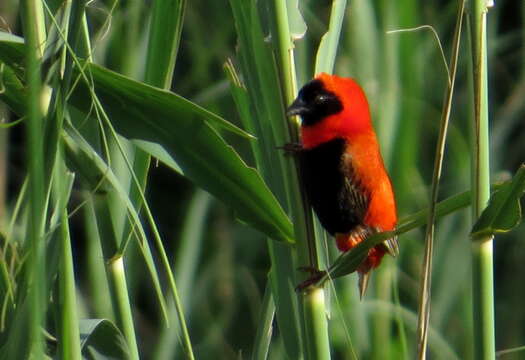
[336,226,391,298]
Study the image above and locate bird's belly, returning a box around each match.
[300,138,361,235]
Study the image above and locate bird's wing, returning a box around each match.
[340,152,369,221]
[341,152,399,257]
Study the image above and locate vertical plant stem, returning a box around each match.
[52,146,80,359]
[58,208,82,360]
[228,1,306,356]
[468,1,495,359]
[107,256,140,360]
[270,0,313,286]
[94,198,140,360]
[416,1,465,358]
[303,287,330,360]
[269,0,297,104]
[268,1,330,359]
[19,0,47,357]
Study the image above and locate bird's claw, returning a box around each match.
[297,266,320,274]
[295,268,327,292]
[277,142,303,156]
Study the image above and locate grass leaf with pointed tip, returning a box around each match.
[287,0,307,40]
[323,182,505,280]
[72,63,293,243]
[0,32,24,72]
[79,319,130,360]
[314,0,347,75]
[73,62,253,139]
[0,36,294,244]
[471,165,525,240]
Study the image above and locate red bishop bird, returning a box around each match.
[287,73,399,297]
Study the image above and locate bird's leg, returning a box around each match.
[296,265,320,273]
[295,267,327,292]
[276,142,303,156]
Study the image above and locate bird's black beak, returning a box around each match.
[286,97,309,117]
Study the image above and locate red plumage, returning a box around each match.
[287,73,398,296]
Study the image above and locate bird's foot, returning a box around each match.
[277,142,303,156]
[295,267,327,292]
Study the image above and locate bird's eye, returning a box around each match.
[314,94,328,103]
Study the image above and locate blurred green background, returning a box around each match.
[0,0,524,359]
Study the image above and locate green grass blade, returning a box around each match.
[468,1,495,358]
[144,0,186,88]
[0,64,26,115]
[228,1,307,357]
[0,32,25,73]
[63,127,170,322]
[92,198,140,360]
[471,164,525,239]
[70,63,292,244]
[79,319,130,358]
[19,0,47,356]
[268,244,304,359]
[287,0,307,40]
[131,140,182,173]
[224,60,263,167]
[268,0,332,356]
[52,161,81,360]
[314,0,347,74]
[83,196,114,320]
[82,68,292,243]
[0,54,294,244]
[0,36,251,138]
[74,63,252,138]
[58,207,81,360]
[325,184,489,280]
[251,282,275,360]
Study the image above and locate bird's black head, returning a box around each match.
[286,79,343,126]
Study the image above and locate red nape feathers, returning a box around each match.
[301,73,373,149]
[287,73,398,297]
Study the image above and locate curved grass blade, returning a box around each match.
[287,0,307,40]
[0,50,294,244]
[69,63,293,243]
[72,62,252,139]
[79,319,130,359]
[229,1,305,357]
[0,32,25,73]
[62,126,170,324]
[314,0,347,74]
[323,183,501,281]
[0,64,26,115]
[471,164,525,239]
